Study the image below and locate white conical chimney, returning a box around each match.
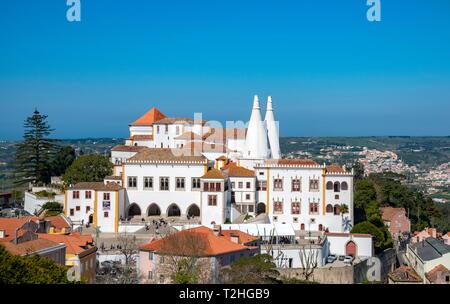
[244,95,270,159]
[265,96,281,159]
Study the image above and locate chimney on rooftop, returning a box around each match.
[213,225,221,236]
[230,233,240,244]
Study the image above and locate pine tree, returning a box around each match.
[15,109,58,185]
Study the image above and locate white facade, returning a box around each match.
[326,233,374,258]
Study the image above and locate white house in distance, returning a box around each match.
[64,96,356,240]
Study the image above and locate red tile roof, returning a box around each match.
[202,168,226,179]
[140,226,255,257]
[326,165,346,173]
[2,238,61,256]
[381,207,407,221]
[220,230,259,245]
[130,107,167,126]
[222,162,255,178]
[38,232,94,255]
[69,182,121,191]
[0,216,39,242]
[111,145,146,152]
[426,264,450,283]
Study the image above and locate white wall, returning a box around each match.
[326,234,373,258]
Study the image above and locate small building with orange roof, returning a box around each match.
[138,226,258,283]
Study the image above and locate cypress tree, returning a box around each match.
[15,109,58,185]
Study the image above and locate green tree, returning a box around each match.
[15,109,58,185]
[51,145,76,177]
[63,154,113,185]
[351,221,392,253]
[0,244,72,284]
[220,254,280,284]
[173,259,200,284]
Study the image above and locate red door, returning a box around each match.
[346,241,357,257]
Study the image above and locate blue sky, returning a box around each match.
[1,0,450,139]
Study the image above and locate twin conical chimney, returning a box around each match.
[265,96,281,159]
[244,95,270,159]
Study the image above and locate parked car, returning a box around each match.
[327,254,337,263]
[338,255,345,261]
[343,256,354,264]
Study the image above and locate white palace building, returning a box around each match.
[64,96,355,235]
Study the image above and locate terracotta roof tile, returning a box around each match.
[266,159,318,166]
[38,232,94,255]
[220,230,259,245]
[140,226,254,256]
[326,164,346,173]
[426,264,450,283]
[202,168,226,179]
[381,207,407,221]
[131,135,153,141]
[69,182,121,191]
[127,148,207,163]
[222,163,255,177]
[111,145,146,152]
[130,107,167,126]
[2,238,61,256]
[0,216,39,241]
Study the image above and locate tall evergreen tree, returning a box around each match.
[15,109,58,185]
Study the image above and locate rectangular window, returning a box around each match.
[246,182,251,189]
[104,211,109,218]
[128,177,137,188]
[245,194,251,200]
[73,191,80,199]
[203,182,209,192]
[309,203,319,214]
[76,206,80,211]
[144,177,153,190]
[149,252,154,260]
[103,193,110,201]
[274,178,283,190]
[159,275,165,284]
[238,182,243,189]
[231,182,235,188]
[192,178,201,190]
[248,205,254,213]
[176,177,185,190]
[273,201,283,214]
[70,209,74,216]
[291,202,300,215]
[148,271,153,280]
[309,179,319,191]
[86,206,90,213]
[85,191,92,199]
[208,195,217,206]
[156,126,160,133]
[292,179,301,192]
[215,182,221,192]
[160,177,169,191]
[160,256,165,263]
[257,180,267,191]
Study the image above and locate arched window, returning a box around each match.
[128,203,141,217]
[341,182,348,190]
[334,205,341,215]
[326,181,333,190]
[300,223,305,230]
[326,204,333,213]
[334,182,340,192]
[256,203,266,215]
[187,204,200,217]
[167,204,181,217]
[147,203,161,216]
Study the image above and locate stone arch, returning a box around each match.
[187,204,200,217]
[341,182,348,190]
[345,240,357,257]
[256,203,266,215]
[326,204,333,213]
[334,182,340,192]
[147,203,161,216]
[128,203,141,217]
[167,203,181,217]
[326,181,333,190]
